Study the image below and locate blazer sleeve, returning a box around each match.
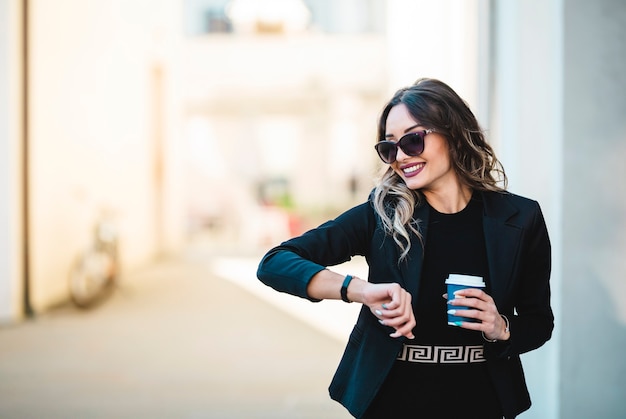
[487,199,554,358]
[256,201,376,301]
[511,200,554,350]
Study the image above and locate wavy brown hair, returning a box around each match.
[373,78,507,261]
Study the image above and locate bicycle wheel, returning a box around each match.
[69,249,116,308]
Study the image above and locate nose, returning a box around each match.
[394,146,410,162]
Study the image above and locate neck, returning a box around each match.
[423,185,473,214]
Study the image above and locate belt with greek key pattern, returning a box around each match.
[397,344,486,364]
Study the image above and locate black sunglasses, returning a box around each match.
[374,129,434,164]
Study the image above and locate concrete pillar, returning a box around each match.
[491,0,626,417]
[489,1,563,417]
[560,0,626,417]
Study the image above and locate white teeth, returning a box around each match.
[403,163,424,174]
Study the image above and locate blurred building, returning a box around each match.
[0,0,186,317]
[1,0,625,417]
[181,0,390,249]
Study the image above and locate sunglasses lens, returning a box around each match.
[400,132,425,156]
[375,142,397,164]
[374,131,428,164]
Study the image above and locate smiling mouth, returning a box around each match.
[402,163,425,175]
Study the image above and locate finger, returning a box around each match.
[382,286,405,310]
[379,306,414,331]
[451,320,482,331]
[380,302,394,311]
[386,288,412,313]
[449,294,487,310]
[377,313,415,339]
[380,302,405,318]
[390,318,416,339]
[374,304,400,319]
[373,308,389,319]
[453,288,490,301]
[382,315,411,330]
[447,308,482,322]
[390,330,415,339]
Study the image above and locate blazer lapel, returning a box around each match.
[399,202,430,298]
[482,192,522,304]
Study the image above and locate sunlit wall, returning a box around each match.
[25,0,186,312]
[0,0,25,322]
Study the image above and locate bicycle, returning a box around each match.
[68,216,119,308]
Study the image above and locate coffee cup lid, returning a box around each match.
[445,274,485,287]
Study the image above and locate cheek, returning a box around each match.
[393,166,407,179]
[438,154,452,170]
[429,146,453,170]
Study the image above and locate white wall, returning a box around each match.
[0,0,24,322]
[25,0,186,311]
[385,0,483,114]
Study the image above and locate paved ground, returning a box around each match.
[0,243,354,419]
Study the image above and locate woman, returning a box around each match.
[256,78,553,418]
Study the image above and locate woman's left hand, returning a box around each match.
[444,288,510,341]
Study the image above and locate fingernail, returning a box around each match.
[408,334,415,340]
[447,309,456,315]
[378,319,386,325]
[375,310,382,316]
[453,321,463,327]
[381,303,388,310]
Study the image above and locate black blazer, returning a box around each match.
[257,190,553,418]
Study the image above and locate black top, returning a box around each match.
[363,195,503,418]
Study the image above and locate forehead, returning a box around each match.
[385,104,422,133]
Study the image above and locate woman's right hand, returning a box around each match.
[352,281,416,339]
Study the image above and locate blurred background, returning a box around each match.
[0,0,625,418]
